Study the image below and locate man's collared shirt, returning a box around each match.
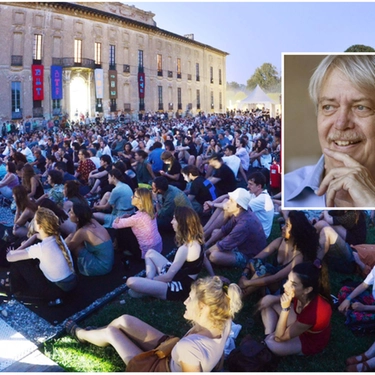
[284,155,326,208]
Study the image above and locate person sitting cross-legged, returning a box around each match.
[181,164,217,215]
[238,210,318,298]
[258,262,332,357]
[314,210,367,273]
[5,207,77,303]
[126,206,204,301]
[204,188,267,276]
[203,172,274,240]
[65,202,114,276]
[152,176,193,233]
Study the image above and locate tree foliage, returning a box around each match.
[247,63,281,92]
[345,44,375,52]
[227,81,240,90]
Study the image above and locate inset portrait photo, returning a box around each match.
[283,53,375,209]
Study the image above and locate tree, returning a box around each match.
[247,63,281,92]
[345,44,375,52]
[227,81,240,90]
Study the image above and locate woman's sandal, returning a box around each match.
[346,361,372,372]
[346,353,369,366]
[65,320,85,343]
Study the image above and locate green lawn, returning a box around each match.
[43,214,375,372]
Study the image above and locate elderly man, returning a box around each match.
[284,55,375,208]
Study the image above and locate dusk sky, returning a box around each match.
[128,2,375,85]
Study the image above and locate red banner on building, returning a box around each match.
[32,65,44,100]
[138,72,145,99]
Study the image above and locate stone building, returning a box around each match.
[0,2,228,121]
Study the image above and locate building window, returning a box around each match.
[33,100,43,117]
[219,92,222,110]
[11,55,23,66]
[138,50,144,73]
[52,99,61,115]
[11,81,22,118]
[210,66,214,84]
[157,54,163,77]
[211,91,214,109]
[33,34,42,61]
[196,89,200,110]
[196,63,200,81]
[177,58,181,79]
[158,86,163,110]
[110,98,117,112]
[138,50,144,68]
[139,97,145,111]
[219,69,222,85]
[74,39,82,64]
[95,42,101,65]
[123,64,130,73]
[96,98,103,112]
[109,45,116,69]
[177,87,182,110]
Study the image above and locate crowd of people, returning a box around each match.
[0,110,371,371]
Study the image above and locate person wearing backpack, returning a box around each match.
[258,262,332,356]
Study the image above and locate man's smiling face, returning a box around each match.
[317,68,375,176]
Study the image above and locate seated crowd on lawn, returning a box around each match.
[1,110,374,371]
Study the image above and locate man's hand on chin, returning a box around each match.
[315,148,375,207]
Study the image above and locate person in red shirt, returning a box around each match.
[258,262,332,356]
[75,149,96,185]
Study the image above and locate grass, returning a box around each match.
[43,212,375,372]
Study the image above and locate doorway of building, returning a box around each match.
[70,76,88,121]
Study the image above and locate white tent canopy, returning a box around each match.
[240,85,278,117]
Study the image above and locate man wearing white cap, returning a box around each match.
[204,188,267,275]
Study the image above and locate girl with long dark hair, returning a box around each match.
[259,262,332,356]
[126,206,204,301]
[65,203,114,276]
[239,210,319,297]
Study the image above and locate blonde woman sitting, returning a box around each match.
[126,206,204,300]
[65,276,242,372]
[5,207,77,303]
[112,188,162,260]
